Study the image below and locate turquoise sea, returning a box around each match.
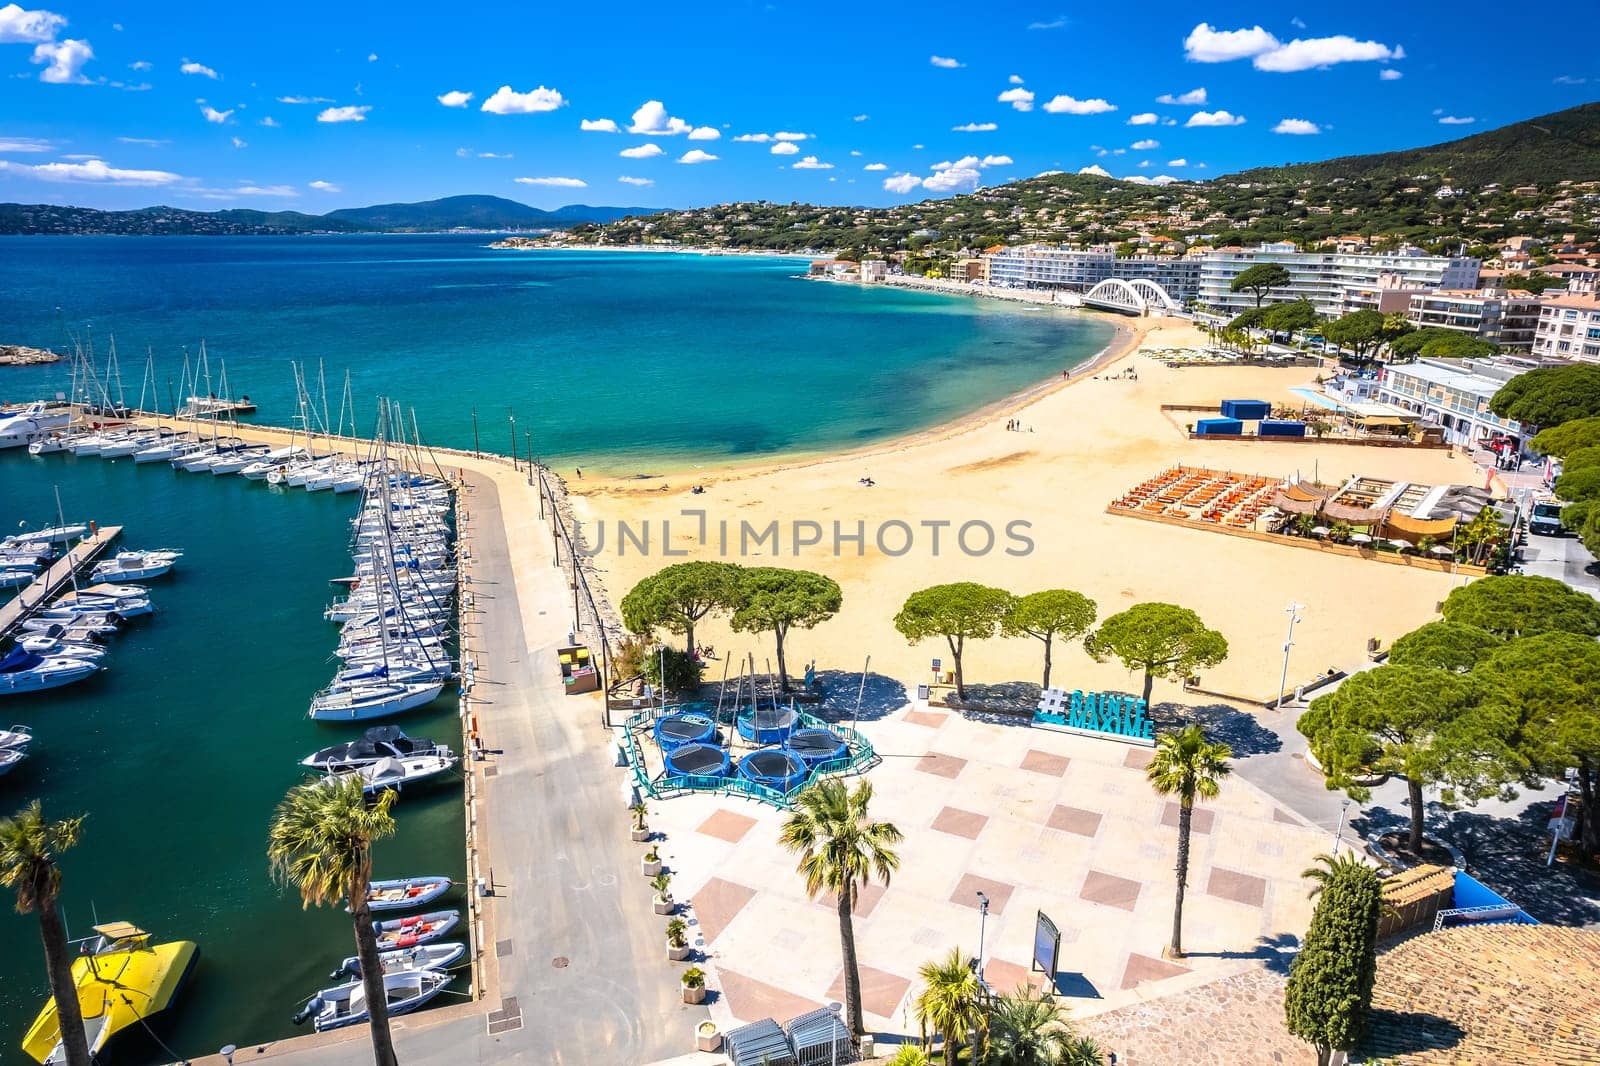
[0,456,466,1065]
[0,236,1113,471]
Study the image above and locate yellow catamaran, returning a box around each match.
[21,922,198,1064]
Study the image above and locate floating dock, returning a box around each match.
[0,526,123,640]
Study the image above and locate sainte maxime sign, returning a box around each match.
[1033,688,1155,747]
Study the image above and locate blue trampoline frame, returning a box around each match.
[737,748,809,793]
[653,712,716,751]
[663,742,732,780]
[783,727,849,768]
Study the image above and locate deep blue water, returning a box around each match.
[0,236,1113,470]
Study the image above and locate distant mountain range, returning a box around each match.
[0,195,665,236]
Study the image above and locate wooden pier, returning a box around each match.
[0,526,123,639]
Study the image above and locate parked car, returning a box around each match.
[1529,500,1565,536]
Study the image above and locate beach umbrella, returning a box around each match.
[1311,526,1330,537]
[1387,538,1411,551]
[1349,532,1373,544]
[1430,545,1454,556]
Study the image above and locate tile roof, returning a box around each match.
[1360,925,1600,1065]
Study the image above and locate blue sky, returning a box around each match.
[1,0,1596,212]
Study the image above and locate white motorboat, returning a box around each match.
[17,635,107,661]
[0,649,99,695]
[324,751,456,793]
[0,746,26,776]
[308,681,445,721]
[17,621,111,646]
[298,968,453,1032]
[56,593,152,619]
[1,569,37,590]
[336,940,465,979]
[301,726,447,771]
[0,402,74,450]
[91,549,182,583]
[20,614,120,637]
[26,433,72,455]
[6,525,87,547]
[0,724,33,749]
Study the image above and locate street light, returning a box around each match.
[826,1000,843,1066]
[1333,797,1352,855]
[1276,602,1304,709]
[508,408,517,473]
[220,1045,237,1066]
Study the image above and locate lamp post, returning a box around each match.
[970,890,991,1064]
[526,429,533,486]
[471,406,480,458]
[1276,602,1304,710]
[508,408,517,473]
[1332,797,1351,855]
[826,1000,843,1066]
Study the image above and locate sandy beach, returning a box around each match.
[567,316,1479,704]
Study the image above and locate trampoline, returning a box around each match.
[737,748,809,794]
[736,705,799,745]
[663,742,731,781]
[653,712,716,752]
[783,727,849,769]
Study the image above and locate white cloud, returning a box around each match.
[1183,23,1280,62]
[1273,117,1321,134]
[863,162,887,171]
[1554,74,1587,85]
[930,55,963,68]
[1028,17,1067,30]
[774,131,808,141]
[792,155,831,169]
[1167,158,1187,166]
[200,104,233,124]
[1137,160,1151,168]
[1186,109,1246,127]
[1078,164,1111,177]
[234,185,297,196]
[1291,16,1306,29]
[0,157,181,185]
[1156,87,1206,105]
[367,53,377,62]
[925,156,981,192]
[618,175,653,186]
[678,149,717,164]
[276,95,332,104]
[629,100,690,135]
[31,38,92,84]
[980,154,1012,167]
[230,136,246,148]
[0,136,52,152]
[687,126,720,140]
[1127,112,1159,125]
[309,180,340,191]
[259,116,279,127]
[998,87,1035,112]
[317,105,370,123]
[437,90,473,108]
[620,143,663,159]
[1042,95,1116,115]
[180,59,218,79]
[580,118,619,132]
[1183,22,1401,72]
[1131,138,1159,150]
[481,85,566,115]
[734,133,771,142]
[1008,74,1024,84]
[115,136,166,147]
[57,153,96,160]
[516,176,586,187]
[953,121,997,132]
[0,3,65,43]
[1255,35,1402,72]
[771,141,800,156]
[883,172,922,194]
[1379,68,1403,81]
[852,113,869,121]
[1438,115,1475,125]
[1124,174,1179,186]
[849,150,862,156]
[128,59,151,71]
[477,151,512,158]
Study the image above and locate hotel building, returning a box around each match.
[1407,289,1545,350]
[1531,293,1600,363]
[983,245,1202,300]
[1375,355,1552,449]
[1196,243,1481,317]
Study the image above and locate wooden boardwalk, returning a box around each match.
[0,526,123,639]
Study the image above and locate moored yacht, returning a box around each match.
[0,402,73,450]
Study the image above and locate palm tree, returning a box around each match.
[268,778,400,1066]
[779,779,901,1039]
[1300,851,1373,898]
[1061,1036,1106,1066]
[1147,724,1232,959]
[0,802,91,1066]
[985,987,1075,1065]
[913,947,979,1059]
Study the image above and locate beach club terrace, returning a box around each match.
[1109,466,1492,572]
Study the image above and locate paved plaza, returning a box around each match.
[646,704,1334,1041]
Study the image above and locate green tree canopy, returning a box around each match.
[893,582,1015,700]
[1530,416,1600,458]
[1323,310,1387,364]
[620,560,744,655]
[1554,464,1600,503]
[1229,262,1291,307]
[1440,574,1600,639]
[1283,852,1381,1066]
[1263,299,1319,334]
[1489,364,1600,428]
[1002,589,1097,690]
[729,566,842,691]
[1298,664,1523,851]
[1227,306,1269,332]
[1559,446,1600,474]
[1084,602,1228,707]
[1387,620,1504,672]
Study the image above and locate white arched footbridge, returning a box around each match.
[1082,277,1182,316]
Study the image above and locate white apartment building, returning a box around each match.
[1407,289,1545,350]
[1376,355,1551,450]
[983,245,1202,300]
[1197,242,1481,316]
[1532,293,1600,362]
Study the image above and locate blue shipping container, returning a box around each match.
[1221,399,1271,421]
[1195,418,1244,436]
[1258,419,1307,438]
